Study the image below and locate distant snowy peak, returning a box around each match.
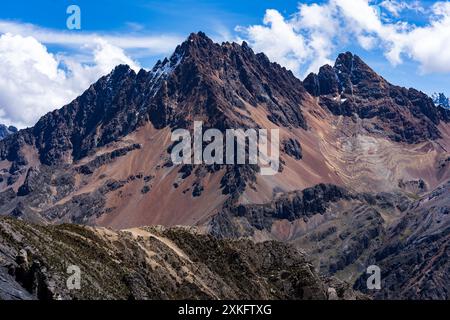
[0,124,17,140]
[432,92,450,109]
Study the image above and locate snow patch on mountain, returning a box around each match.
[432,92,450,109]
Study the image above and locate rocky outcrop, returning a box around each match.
[282,138,303,160]
[13,166,76,209]
[304,52,450,144]
[220,165,258,202]
[0,217,364,300]
[304,65,341,97]
[0,129,33,182]
[398,179,427,194]
[76,144,142,175]
[211,184,352,237]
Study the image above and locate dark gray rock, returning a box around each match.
[282,138,303,160]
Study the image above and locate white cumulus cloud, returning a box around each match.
[0,21,182,54]
[236,9,310,74]
[380,0,425,17]
[386,2,450,73]
[0,20,184,128]
[0,33,140,128]
[238,0,450,78]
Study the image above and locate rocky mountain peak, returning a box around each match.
[334,52,384,90]
[188,31,210,42]
[147,31,308,131]
[0,125,18,140]
[333,51,357,77]
[187,31,213,45]
[304,52,385,98]
[303,51,450,144]
[110,64,134,76]
[432,92,450,109]
[171,31,216,62]
[0,32,308,167]
[334,52,373,75]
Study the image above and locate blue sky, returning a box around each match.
[1,0,300,31]
[0,0,449,127]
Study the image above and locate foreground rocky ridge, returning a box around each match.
[0,217,364,300]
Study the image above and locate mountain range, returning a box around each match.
[0,32,449,300]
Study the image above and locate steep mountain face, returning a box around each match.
[149,32,308,131]
[0,125,17,140]
[304,52,450,144]
[0,32,324,228]
[0,33,449,300]
[0,32,318,222]
[0,32,308,167]
[0,217,365,300]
